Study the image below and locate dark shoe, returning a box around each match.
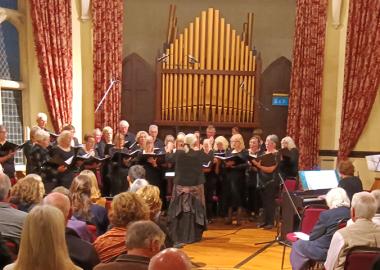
[257,222,267,228]
[263,224,274,230]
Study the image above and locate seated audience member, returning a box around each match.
[9,174,45,212]
[130,178,149,192]
[0,232,12,268]
[94,192,149,263]
[148,248,192,270]
[290,188,351,270]
[136,185,173,248]
[337,160,363,201]
[324,192,380,270]
[0,174,27,240]
[43,192,100,270]
[94,220,165,270]
[127,165,147,187]
[52,186,93,242]
[371,189,380,225]
[3,205,81,270]
[70,175,109,235]
[80,169,106,207]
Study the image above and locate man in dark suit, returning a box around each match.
[290,188,351,270]
[94,220,165,270]
[43,192,100,270]
[119,120,136,148]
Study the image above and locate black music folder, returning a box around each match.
[0,141,26,152]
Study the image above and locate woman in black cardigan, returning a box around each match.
[165,133,212,245]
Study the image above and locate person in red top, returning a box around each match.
[93,192,149,263]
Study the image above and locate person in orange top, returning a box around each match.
[93,192,149,263]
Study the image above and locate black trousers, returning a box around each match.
[261,181,277,225]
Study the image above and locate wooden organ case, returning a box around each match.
[155,7,261,129]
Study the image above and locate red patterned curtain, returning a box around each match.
[30,0,73,133]
[92,0,123,131]
[287,0,328,170]
[337,0,380,160]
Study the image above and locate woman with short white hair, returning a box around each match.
[279,135,299,179]
[165,133,212,244]
[290,187,351,270]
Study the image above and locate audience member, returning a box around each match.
[130,178,149,192]
[95,220,165,270]
[70,175,109,235]
[337,160,363,201]
[80,169,106,207]
[3,205,81,270]
[0,173,27,240]
[148,248,192,270]
[9,174,45,212]
[290,188,351,270]
[127,165,146,186]
[371,189,380,225]
[324,192,380,270]
[52,186,93,242]
[136,185,173,247]
[43,192,100,270]
[93,192,149,263]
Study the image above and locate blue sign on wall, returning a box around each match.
[272,95,289,106]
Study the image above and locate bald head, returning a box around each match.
[43,192,71,220]
[148,248,192,270]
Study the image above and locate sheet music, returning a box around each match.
[365,155,380,172]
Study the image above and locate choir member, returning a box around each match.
[164,135,175,153]
[24,126,41,174]
[29,129,51,186]
[222,134,248,225]
[175,133,185,150]
[0,125,16,180]
[251,134,280,229]
[279,136,299,180]
[97,126,113,158]
[165,133,210,244]
[118,120,135,148]
[108,133,131,196]
[206,125,216,147]
[202,138,218,220]
[48,130,76,189]
[35,112,48,130]
[61,124,80,146]
[137,135,166,205]
[131,130,148,151]
[246,136,264,217]
[149,124,165,150]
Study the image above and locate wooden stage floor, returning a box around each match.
[183,221,292,270]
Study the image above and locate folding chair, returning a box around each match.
[344,246,380,270]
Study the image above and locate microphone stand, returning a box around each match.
[235,172,302,268]
[95,79,120,113]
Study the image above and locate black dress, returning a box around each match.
[23,140,34,174]
[0,141,15,179]
[222,150,249,209]
[279,147,299,179]
[246,149,264,215]
[108,147,130,196]
[338,176,363,201]
[258,152,280,226]
[166,149,211,244]
[29,144,51,190]
[49,145,76,189]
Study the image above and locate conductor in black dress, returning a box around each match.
[166,133,211,244]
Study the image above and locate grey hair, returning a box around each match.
[36,112,48,121]
[57,130,72,145]
[281,136,297,149]
[129,179,149,192]
[266,134,279,147]
[149,125,158,132]
[0,173,11,201]
[34,129,50,143]
[126,220,165,249]
[119,120,129,127]
[184,133,197,153]
[352,192,377,220]
[128,165,146,181]
[371,189,380,214]
[325,187,350,209]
